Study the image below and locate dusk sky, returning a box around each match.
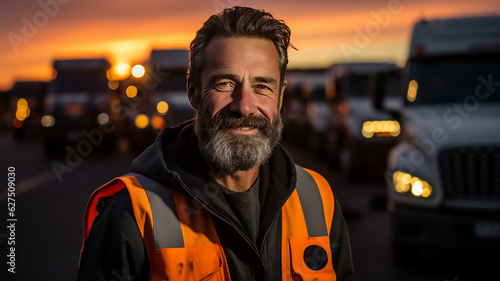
[1,0,500,90]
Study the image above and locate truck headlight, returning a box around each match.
[392,171,433,198]
[362,120,400,138]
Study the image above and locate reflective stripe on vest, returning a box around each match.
[81,165,336,280]
[281,166,337,280]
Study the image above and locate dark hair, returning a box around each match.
[188,6,294,90]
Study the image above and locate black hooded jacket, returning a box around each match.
[77,121,355,281]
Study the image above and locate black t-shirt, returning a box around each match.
[219,177,260,243]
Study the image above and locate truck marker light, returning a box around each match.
[97,113,110,125]
[108,80,119,90]
[13,118,23,129]
[157,101,169,115]
[126,86,138,98]
[16,107,30,121]
[407,80,418,102]
[41,115,55,127]
[151,115,165,130]
[135,114,149,129]
[16,98,30,121]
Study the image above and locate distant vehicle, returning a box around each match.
[10,81,47,140]
[0,90,11,132]
[124,49,194,152]
[325,62,401,178]
[281,70,308,143]
[42,58,121,155]
[373,15,500,259]
[300,70,330,154]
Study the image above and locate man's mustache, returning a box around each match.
[210,109,271,132]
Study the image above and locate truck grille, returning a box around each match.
[440,146,500,200]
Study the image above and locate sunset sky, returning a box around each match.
[1,0,499,90]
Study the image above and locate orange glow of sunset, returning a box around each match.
[0,0,499,91]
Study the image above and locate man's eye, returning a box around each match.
[255,84,273,94]
[214,82,233,91]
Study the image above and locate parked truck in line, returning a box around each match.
[123,49,194,152]
[10,81,47,140]
[42,58,122,156]
[325,62,401,178]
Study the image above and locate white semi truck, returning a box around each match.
[375,15,500,259]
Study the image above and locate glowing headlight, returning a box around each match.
[362,120,400,138]
[392,171,432,198]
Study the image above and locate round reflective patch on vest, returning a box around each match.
[303,245,328,270]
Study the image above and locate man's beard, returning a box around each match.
[194,107,283,175]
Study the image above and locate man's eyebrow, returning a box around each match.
[252,76,278,87]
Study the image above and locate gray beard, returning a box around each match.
[194,110,283,175]
[204,129,273,174]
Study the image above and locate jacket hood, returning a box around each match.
[130,119,297,240]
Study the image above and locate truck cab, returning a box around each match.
[378,15,500,259]
[325,62,401,178]
[124,49,194,152]
[42,58,121,155]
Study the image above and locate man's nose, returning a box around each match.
[230,85,257,116]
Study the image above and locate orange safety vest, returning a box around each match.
[81,165,337,281]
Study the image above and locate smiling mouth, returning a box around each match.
[227,126,259,134]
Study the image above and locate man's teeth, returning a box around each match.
[235,127,252,130]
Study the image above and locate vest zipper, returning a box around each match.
[174,175,263,260]
[175,170,297,271]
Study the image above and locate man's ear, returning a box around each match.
[187,82,199,110]
[278,79,287,111]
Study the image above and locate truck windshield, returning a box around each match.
[14,88,42,99]
[346,75,369,98]
[383,73,401,98]
[155,72,186,92]
[407,54,500,104]
[52,75,108,93]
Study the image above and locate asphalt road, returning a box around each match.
[0,132,496,280]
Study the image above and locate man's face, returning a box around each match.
[190,36,285,174]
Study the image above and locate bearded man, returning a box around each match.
[77,6,354,281]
